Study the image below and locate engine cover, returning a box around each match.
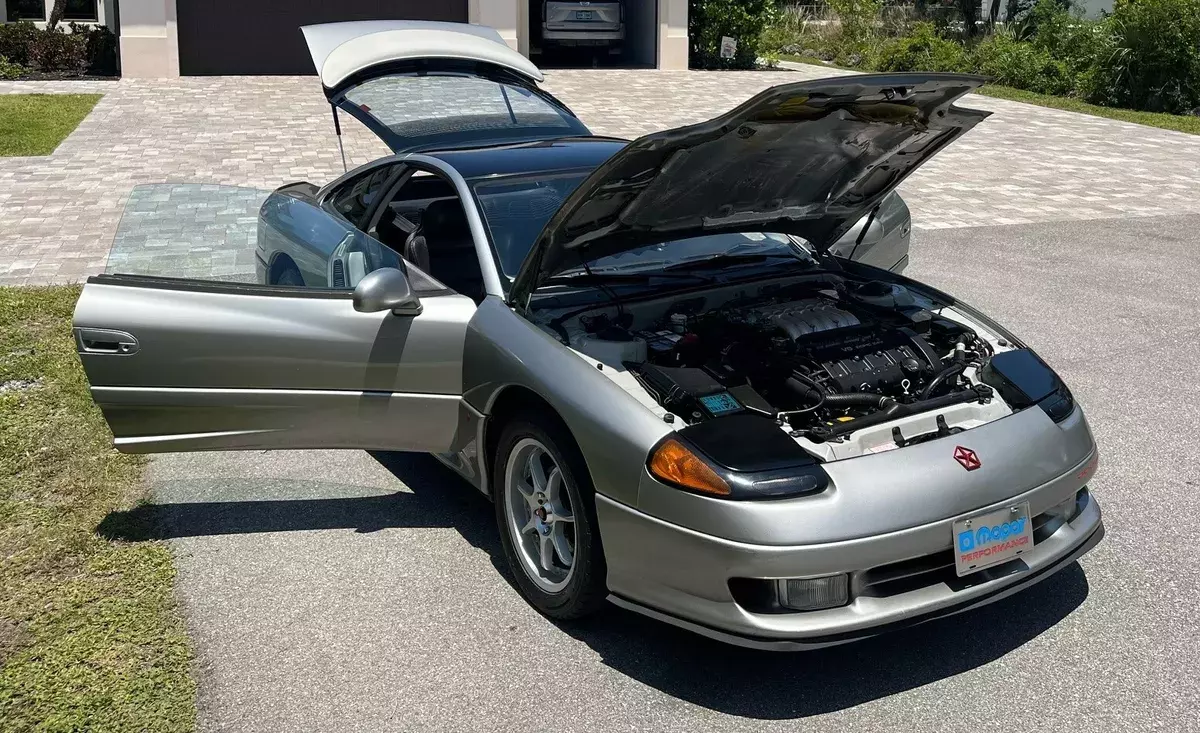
[745,299,861,339]
[796,326,932,393]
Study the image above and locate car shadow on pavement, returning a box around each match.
[558,564,1089,718]
[98,450,1090,720]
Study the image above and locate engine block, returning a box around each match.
[744,299,861,339]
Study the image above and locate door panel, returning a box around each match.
[74,276,476,453]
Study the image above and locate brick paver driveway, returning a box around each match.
[3,67,1200,285]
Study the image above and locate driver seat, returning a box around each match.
[406,199,484,301]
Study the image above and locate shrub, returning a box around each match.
[689,0,777,69]
[73,23,118,76]
[26,25,88,74]
[0,54,25,80]
[871,22,970,72]
[1084,0,1200,113]
[1015,0,1107,77]
[829,0,883,47]
[971,29,1073,94]
[0,21,39,67]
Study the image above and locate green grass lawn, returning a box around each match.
[780,56,1200,135]
[972,85,1200,135]
[0,287,196,731]
[0,95,102,157]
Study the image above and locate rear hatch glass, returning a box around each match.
[341,73,590,153]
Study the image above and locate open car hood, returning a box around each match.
[509,73,990,304]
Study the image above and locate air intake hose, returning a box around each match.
[785,378,894,409]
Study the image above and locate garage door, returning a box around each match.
[177,0,469,76]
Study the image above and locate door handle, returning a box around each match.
[75,328,139,355]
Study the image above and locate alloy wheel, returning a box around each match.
[503,437,577,593]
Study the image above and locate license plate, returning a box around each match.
[576,10,593,20]
[952,502,1033,576]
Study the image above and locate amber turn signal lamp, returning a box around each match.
[648,439,731,497]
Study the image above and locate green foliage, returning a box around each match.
[872,22,970,72]
[760,3,811,53]
[689,0,778,69]
[1084,0,1200,113]
[0,55,24,80]
[979,82,1200,134]
[0,21,39,67]
[828,0,883,46]
[972,29,1073,94]
[0,286,197,731]
[75,22,119,76]
[0,94,101,157]
[26,25,88,74]
[0,22,117,76]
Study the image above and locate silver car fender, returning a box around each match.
[456,296,671,507]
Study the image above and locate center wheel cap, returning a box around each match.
[534,507,547,520]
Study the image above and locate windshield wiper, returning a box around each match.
[662,252,809,272]
[540,270,713,287]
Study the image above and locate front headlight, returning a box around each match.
[979,349,1075,423]
[646,415,832,501]
[648,438,731,497]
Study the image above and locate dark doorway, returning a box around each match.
[176,0,469,76]
[528,0,657,69]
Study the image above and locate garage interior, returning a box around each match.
[176,0,468,76]
[528,0,658,69]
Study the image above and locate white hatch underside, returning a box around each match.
[301,21,545,90]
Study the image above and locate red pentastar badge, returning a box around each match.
[954,446,981,471]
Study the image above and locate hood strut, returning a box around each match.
[331,104,347,173]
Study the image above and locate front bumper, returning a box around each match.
[542,27,625,42]
[598,468,1103,650]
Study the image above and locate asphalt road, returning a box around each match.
[118,214,1198,732]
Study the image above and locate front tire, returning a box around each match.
[493,413,607,620]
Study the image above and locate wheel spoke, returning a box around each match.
[545,467,563,503]
[514,478,535,499]
[551,523,574,567]
[528,450,548,494]
[538,533,555,572]
[520,515,539,536]
[549,508,576,525]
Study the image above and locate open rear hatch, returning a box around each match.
[301,21,590,155]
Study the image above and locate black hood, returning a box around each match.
[510,73,989,304]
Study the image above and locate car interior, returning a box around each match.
[367,171,487,302]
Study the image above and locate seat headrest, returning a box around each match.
[422,199,471,239]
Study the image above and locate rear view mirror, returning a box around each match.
[352,268,422,316]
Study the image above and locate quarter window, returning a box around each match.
[328,165,397,227]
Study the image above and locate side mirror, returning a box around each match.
[352,267,422,316]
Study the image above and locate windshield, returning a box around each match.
[564,232,816,275]
[473,171,589,276]
[343,74,589,152]
[473,168,818,286]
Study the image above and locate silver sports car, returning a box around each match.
[73,23,1103,649]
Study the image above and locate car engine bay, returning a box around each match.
[536,275,1027,461]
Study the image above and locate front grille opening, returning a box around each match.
[859,489,1087,599]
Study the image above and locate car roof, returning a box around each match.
[426,136,628,180]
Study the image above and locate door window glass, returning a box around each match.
[105,183,446,295]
